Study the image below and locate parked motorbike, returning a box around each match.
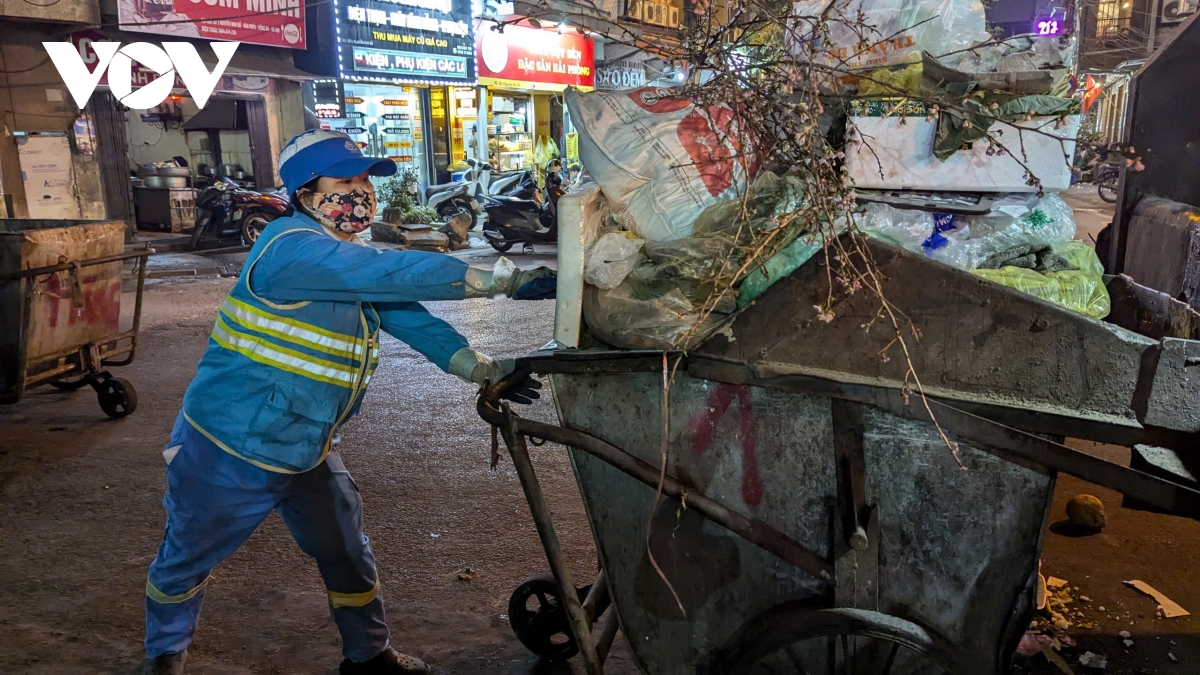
[480,170,565,253]
[190,178,291,250]
[412,176,479,230]
[1094,162,1120,204]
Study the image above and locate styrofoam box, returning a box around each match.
[554,179,605,348]
[845,115,1081,192]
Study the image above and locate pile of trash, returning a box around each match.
[564,1,1103,351]
[858,194,1110,318]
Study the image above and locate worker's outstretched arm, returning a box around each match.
[374,301,469,373]
[249,229,485,303]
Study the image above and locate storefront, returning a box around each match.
[474,20,594,175]
[296,0,476,184]
[68,30,312,232]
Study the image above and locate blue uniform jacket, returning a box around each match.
[175,212,471,473]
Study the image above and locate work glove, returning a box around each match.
[448,348,542,404]
[464,258,557,300]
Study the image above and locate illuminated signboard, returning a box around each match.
[476,21,594,92]
[1034,17,1065,36]
[310,80,344,118]
[337,0,474,82]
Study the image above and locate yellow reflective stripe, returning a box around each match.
[184,414,309,474]
[146,575,210,604]
[328,577,380,608]
[222,298,362,359]
[213,318,356,387]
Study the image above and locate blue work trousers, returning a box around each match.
[144,421,388,661]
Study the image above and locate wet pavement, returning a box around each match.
[0,272,638,674]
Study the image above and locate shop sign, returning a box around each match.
[311,80,345,118]
[595,59,646,90]
[384,140,415,148]
[565,131,579,160]
[383,113,410,120]
[382,99,409,106]
[476,21,594,91]
[623,0,682,29]
[356,141,368,148]
[346,111,366,119]
[384,127,410,134]
[70,31,186,91]
[390,155,415,162]
[344,96,365,104]
[342,126,367,134]
[337,0,474,82]
[116,0,305,49]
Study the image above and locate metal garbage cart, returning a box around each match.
[477,235,1200,675]
[1,219,150,418]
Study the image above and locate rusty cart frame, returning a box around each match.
[477,237,1200,675]
[2,248,151,418]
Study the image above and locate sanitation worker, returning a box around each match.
[142,129,552,675]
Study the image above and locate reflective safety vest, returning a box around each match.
[180,217,382,473]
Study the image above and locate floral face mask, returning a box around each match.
[309,187,377,233]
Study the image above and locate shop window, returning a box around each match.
[335,84,428,188]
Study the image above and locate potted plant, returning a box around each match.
[371,168,451,251]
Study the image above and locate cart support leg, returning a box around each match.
[581,569,608,626]
[502,405,604,675]
[595,608,620,665]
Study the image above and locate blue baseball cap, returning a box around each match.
[279,129,397,195]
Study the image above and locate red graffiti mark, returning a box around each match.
[42,272,119,331]
[688,383,763,507]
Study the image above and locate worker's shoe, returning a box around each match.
[142,650,187,675]
[339,647,430,674]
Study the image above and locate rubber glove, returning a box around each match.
[448,347,541,404]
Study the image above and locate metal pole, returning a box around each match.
[477,86,490,168]
[502,406,604,675]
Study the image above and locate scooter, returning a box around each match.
[190,177,291,250]
[480,170,565,252]
[412,176,479,230]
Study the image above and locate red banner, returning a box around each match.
[116,0,305,49]
[476,21,593,92]
[72,30,186,89]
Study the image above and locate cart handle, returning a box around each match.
[6,247,153,280]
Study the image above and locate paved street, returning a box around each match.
[4,198,1199,675]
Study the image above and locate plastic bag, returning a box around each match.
[972,241,1110,318]
[859,194,1077,270]
[584,231,645,290]
[583,283,724,350]
[931,193,1077,269]
[791,0,989,70]
[738,233,824,308]
[857,203,935,250]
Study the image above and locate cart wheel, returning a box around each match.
[48,375,92,391]
[508,573,587,660]
[713,606,959,675]
[96,378,138,419]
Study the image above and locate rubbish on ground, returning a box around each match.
[1119,630,1131,638]
[1124,580,1190,618]
[1169,653,1178,662]
[1123,639,1134,648]
[1079,651,1107,669]
[1048,576,1069,590]
[1040,641,1077,674]
[456,567,477,581]
[1066,494,1108,529]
